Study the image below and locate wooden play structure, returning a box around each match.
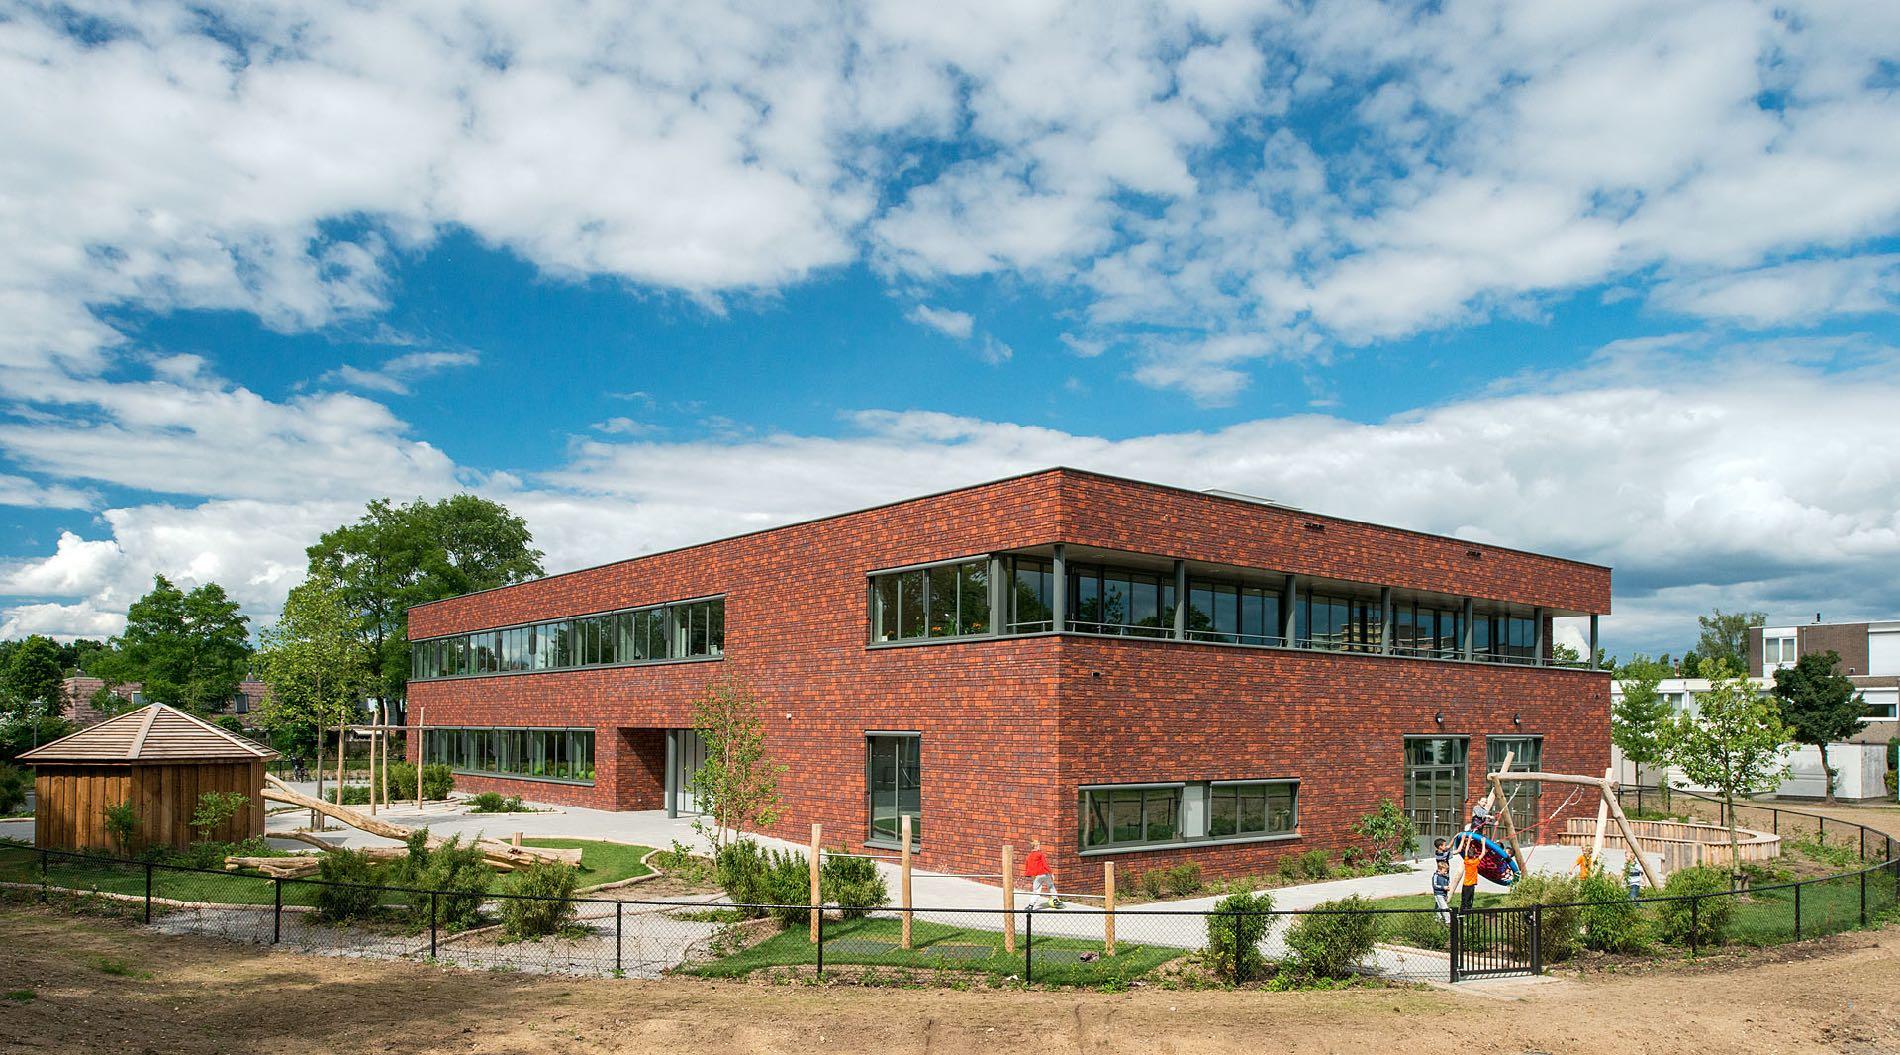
[20,704,276,853]
[1479,754,1662,891]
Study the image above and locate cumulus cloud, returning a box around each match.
[905,305,975,340]
[1651,256,1900,328]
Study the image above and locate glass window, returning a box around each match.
[898,570,925,639]
[927,565,958,638]
[1079,781,1292,850]
[870,561,991,642]
[1009,557,1053,632]
[866,734,922,845]
[1487,736,1543,833]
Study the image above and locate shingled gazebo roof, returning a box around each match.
[18,704,278,764]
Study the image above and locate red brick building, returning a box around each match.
[406,468,1612,886]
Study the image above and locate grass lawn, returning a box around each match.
[683,915,1185,986]
[517,838,651,887]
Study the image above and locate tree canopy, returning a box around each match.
[1665,658,1791,876]
[1,636,64,719]
[1612,653,1674,786]
[307,494,544,707]
[254,570,375,760]
[91,575,252,714]
[1771,649,1867,802]
[1692,609,1766,671]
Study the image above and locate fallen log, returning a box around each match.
[261,775,580,868]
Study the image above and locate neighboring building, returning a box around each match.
[405,468,1613,886]
[58,676,271,728]
[1746,619,1900,740]
[1609,674,1893,801]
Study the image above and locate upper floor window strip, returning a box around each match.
[410,596,724,681]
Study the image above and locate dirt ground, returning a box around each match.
[2,902,1897,1055]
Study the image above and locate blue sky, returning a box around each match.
[3,1,1900,658]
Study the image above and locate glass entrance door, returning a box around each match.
[674,730,709,816]
[1404,736,1470,842]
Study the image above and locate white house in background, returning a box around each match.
[1746,617,1900,738]
[1609,674,1893,802]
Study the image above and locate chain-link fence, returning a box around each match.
[2,788,1895,987]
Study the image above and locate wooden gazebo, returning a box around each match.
[19,704,277,853]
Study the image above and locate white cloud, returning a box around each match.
[1651,256,1900,328]
[0,474,97,510]
[905,305,975,340]
[320,349,481,395]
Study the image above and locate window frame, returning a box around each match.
[1077,778,1301,855]
[409,594,727,681]
[864,732,923,849]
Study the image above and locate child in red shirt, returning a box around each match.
[1024,838,1062,908]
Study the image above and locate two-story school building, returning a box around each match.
[405,468,1612,886]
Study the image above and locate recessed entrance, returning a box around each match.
[665,729,710,817]
[1404,736,1469,842]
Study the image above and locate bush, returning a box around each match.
[1275,855,1300,880]
[381,761,455,801]
[394,832,492,932]
[1652,866,1733,948]
[714,838,774,915]
[652,839,714,884]
[1578,870,1646,953]
[1203,890,1274,983]
[1283,895,1378,979]
[1384,908,1448,951]
[1349,798,1418,870]
[324,784,372,806]
[501,859,581,938]
[0,763,28,816]
[467,792,527,814]
[1165,861,1203,897]
[1503,873,1582,962]
[189,791,249,842]
[313,847,385,923]
[101,801,139,852]
[1296,849,1333,880]
[762,847,815,927]
[821,850,888,919]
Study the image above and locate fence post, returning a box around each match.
[429,893,438,958]
[1861,868,1868,927]
[39,848,48,900]
[899,815,913,951]
[1024,906,1034,985]
[1530,904,1543,976]
[1794,882,1802,940]
[272,878,282,943]
[1103,861,1116,957]
[615,902,623,975]
[1449,909,1462,982]
[144,861,154,924]
[1819,816,1825,844]
[1689,897,1699,957]
[815,907,824,978]
[807,823,821,945]
[1860,827,1867,861]
[1001,845,1016,955]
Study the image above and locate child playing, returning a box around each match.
[1625,854,1644,900]
[1460,840,1481,911]
[1024,838,1062,909]
[1431,840,1453,923]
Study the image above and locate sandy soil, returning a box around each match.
[2,902,1897,1055]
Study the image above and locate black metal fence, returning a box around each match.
[1,787,1894,986]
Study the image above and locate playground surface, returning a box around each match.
[2,900,1897,1055]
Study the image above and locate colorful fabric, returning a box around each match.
[1023,850,1051,878]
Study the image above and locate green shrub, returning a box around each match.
[653,839,714,883]
[1651,866,1733,948]
[0,763,28,816]
[820,850,887,919]
[714,839,774,915]
[761,847,815,927]
[1296,849,1332,880]
[324,785,372,806]
[1165,861,1203,897]
[1275,855,1300,880]
[1203,890,1274,983]
[190,791,249,842]
[382,762,455,801]
[102,801,139,852]
[1384,908,1448,951]
[1283,895,1377,979]
[313,847,385,923]
[1349,798,1418,870]
[467,792,527,814]
[1504,873,1582,962]
[1140,867,1166,898]
[1578,870,1646,953]
[500,859,580,938]
[394,832,492,932]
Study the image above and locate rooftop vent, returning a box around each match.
[1203,488,1299,511]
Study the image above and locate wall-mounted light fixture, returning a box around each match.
[1512,712,1522,727]
[1466,548,1482,559]
[1434,710,1445,726]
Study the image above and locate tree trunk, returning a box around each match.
[1819,741,1836,803]
[1724,788,1743,888]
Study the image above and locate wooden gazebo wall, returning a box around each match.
[34,760,268,853]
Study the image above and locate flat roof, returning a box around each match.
[409,465,1611,615]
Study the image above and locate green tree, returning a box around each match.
[1692,609,1766,671]
[306,494,544,712]
[1664,659,1791,881]
[2,636,65,719]
[1613,654,1675,804]
[92,575,252,714]
[56,639,107,675]
[687,674,787,852]
[1771,650,1867,803]
[254,571,374,802]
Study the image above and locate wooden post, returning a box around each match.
[380,704,391,811]
[368,710,379,817]
[512,831,522,848]
[1489,773,1530,877]
[334,715,346,810]
[899,814,914,950]
[1001,845,1016,955]
[1587,766,1613,870]
[1603,779,1664,891]
[415,706,425,810]
[1103,861,1116,956]
[808,823,822,944]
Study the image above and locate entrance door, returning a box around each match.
[674,730,709,815]
[1404,736,1470,842]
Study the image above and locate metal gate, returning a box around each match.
[1449,906,1541,981]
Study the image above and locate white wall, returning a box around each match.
[1868,627,1900,676]
[1611,742,1891,801]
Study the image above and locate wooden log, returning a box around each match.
[1603,781,1664,891]
[899,815,913,950]
[259,775,578,866]
[808,823,822,944]
[1103,861,1116,957]
[1001,844,1015,955]
[1587,766,1613,871]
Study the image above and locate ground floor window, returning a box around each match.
[866,733,921,845]
[1486,735,1543,834]
[423,726,596,784]
[1404,736,1468,841]
[1079,779,1299,852]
